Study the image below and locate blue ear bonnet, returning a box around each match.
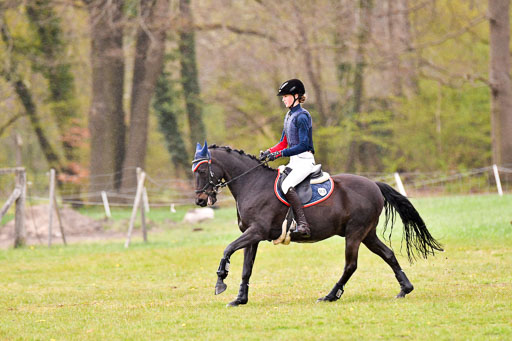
[192,141,211,172]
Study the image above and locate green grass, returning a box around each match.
[0,194,511,340]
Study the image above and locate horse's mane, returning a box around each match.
[209,145,275,170]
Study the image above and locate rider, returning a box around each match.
[260,79,315,238]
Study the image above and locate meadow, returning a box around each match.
[0,194,511,340]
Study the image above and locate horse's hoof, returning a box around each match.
[215,282,227,295]
[316,296,337,303]
[226,299,247,307]
[395,284,413,298]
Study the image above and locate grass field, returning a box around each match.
[0,194,511,340]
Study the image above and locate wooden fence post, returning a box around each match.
[137,169,148,242]
[53,195,67,246]
[125,170,146,248]
[492,164,503,196]
[142,187,150,213]
[101,191,112,218]
[14,168,26,248]
[394,172,408,197]
[141,195,147,242]
[48,168,55,247]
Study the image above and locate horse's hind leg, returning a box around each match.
[362,232,414,298]
[317,237,361,302]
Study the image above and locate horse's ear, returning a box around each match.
[200,140,210,159]
[196,142,202,151]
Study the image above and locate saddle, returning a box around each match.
[273,165,333,245]
[277,164,330,204]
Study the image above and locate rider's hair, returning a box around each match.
[299,94,307,104]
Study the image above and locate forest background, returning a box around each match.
[1,0,511,199]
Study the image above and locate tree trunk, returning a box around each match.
[386,0,418,97]
[179,0,206,149]
[154,69,190,174]
[489,0,512,167]
[293,2,329,126]
[86,0,126,194]
[26,0,83,201]
[120,0,169,194]
[334,0,355,123]
[346,0,373,172]
[14,80,62,171]
[0,10,64,174]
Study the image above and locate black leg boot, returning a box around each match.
[285,187,311,238]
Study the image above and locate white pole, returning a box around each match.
[14,168,26,248]
[135,167,149,212]
[101,191,112,218]
[142,187,150,213]
[48,168,55,247]
[53,196,67,246]
[125,171,146,248]
[394,172,407,197]
[492,164,503,196]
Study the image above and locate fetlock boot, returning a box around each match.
[285,187,311,238]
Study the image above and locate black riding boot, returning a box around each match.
[285,187,311,238]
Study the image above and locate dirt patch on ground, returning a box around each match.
[0,205,126,248]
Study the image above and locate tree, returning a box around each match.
[154,68,189,174]
[345,0,374,172]
[0,7,64,174]
[489,0,512,167]
[26,0,85,197]
[84,0,126,193]
[179,0,206,148]
[120,0,170,193]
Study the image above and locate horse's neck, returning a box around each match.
[214,152,275,199]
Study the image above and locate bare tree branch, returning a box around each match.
[375,0,432,18]
[420,57,490,86]
[412,14,487,50]
[194,23,278,44]
[0,113,22,137]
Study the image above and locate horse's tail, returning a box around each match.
[376,181,443,263]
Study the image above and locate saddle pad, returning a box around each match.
[274,169,334,208]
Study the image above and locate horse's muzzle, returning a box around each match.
[195,193,216,207]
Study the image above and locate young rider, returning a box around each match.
[260,79,315,238]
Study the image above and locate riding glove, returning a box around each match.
[267,151,282,161]
[259,150,270,161]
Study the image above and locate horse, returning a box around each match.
[192,143,443,307]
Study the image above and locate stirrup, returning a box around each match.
[291,225,311,238]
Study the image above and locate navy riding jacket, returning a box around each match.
[272,104,315,157]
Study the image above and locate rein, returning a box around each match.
[193,157,268,194]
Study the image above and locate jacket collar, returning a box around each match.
[288,104,302,115]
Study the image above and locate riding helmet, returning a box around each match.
[277,79,305,97]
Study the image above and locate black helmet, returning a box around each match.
[277,79,305,97]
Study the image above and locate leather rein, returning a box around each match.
[192,157,268,195]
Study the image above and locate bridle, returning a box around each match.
[192,157,268,195]
[192,158,219,195]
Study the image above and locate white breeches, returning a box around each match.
[281,151,316,194]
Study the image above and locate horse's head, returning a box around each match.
[191,142,223,207]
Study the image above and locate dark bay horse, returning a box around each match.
[192,144,443,307]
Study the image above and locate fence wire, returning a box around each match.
[1,165,510,211]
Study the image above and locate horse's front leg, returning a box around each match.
[215,226,263,296]
[227,242,259,307]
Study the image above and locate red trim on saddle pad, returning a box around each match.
[274,169,334,208]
